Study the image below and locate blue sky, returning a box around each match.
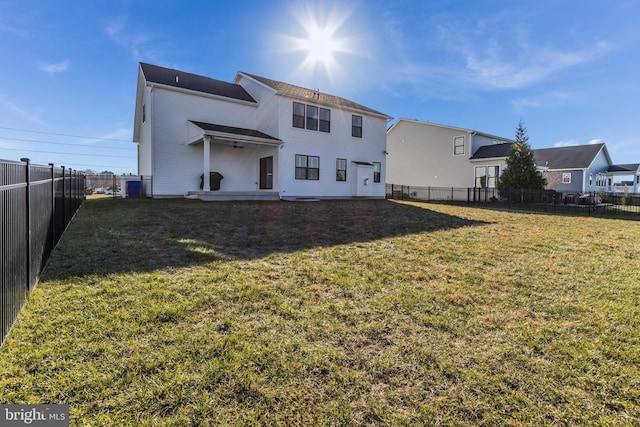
[1,0,639,175]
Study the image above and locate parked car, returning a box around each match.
[104,188,122,195]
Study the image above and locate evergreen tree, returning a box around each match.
[497,121,546,195]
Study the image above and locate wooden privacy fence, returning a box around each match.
[1,158,85,345]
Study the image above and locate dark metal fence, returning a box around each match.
[1,159,85,345]
[386,184,640,220]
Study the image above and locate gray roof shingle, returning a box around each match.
[534,144,605,169]
[470,143,514,159]
[240,73,390,117]
[189,121,281,141]
[140,63,256,103]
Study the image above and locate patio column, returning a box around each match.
[203,135,211,191]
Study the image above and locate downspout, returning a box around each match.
[149,85,154,196]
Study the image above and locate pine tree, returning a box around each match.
[497,121,546,195]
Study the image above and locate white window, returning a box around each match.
[295,154,319,180]
[453,136,465,155]
[336,158,347,181]
[562,173,572,184]
[352,115,362,138]
[475,166,499,188]
[292,102,330,133]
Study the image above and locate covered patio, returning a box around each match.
[186,121,282,200]
[607,163,640,193]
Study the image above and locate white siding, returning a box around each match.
[387,120,474,188]
[275,96,387,198]
[387,120,509,188]
[137,86,153,176]
[150,87,258,195]
[235,76,280,139]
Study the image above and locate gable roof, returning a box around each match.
[534,143,606,169]
[239,72,391,118]
[387,118,513,142]
[140,63,256,103]
[470,143,514,159]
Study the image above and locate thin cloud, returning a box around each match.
[442,23,613,90]
[588,139,603,145]
[554,140,579,147]
[39,59,71,74]
[0,93,45,125]
[513,90,573,111]
[104,16,150,62]
[381,7,614,98]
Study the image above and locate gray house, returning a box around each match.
[533,144,639,193]
[534,144,611,193]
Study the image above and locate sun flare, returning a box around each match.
[297,23,343,69]
[279,4,357,78]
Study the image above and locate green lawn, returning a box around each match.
[1,198,639,426]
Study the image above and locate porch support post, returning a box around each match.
[203,135,211,192]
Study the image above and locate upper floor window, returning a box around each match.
[293,102,305,128]
[295,154,320,180]
[373,162,381,183]
[336,158,347,181]
[453,136,465,155]
[562,172,572,184]
[142,104,146,123]
[292,102,331,133]
[352,115,363,138]
[306,105,318,130]
[319,108,331,133]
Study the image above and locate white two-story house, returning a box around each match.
[133,63,391,200]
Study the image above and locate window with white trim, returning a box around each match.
[293,102,305,128]
[453,136,465,155]
[475,166,500,188]
[295,155,319,180]
[562,172,572,184]
[292,102,330,133]
[336,158,347,181]
[352,115,362,138]
[373,162,381,183]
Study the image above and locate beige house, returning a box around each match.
[386,119,513,190]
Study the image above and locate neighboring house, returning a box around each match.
[133,63,391,200]
[533,144,613,193]
[386,119,513,191]
[386,118,640,194]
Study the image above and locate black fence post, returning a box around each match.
[49,163,56,255]
[20,158,31,291]
[61,166,66,227]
